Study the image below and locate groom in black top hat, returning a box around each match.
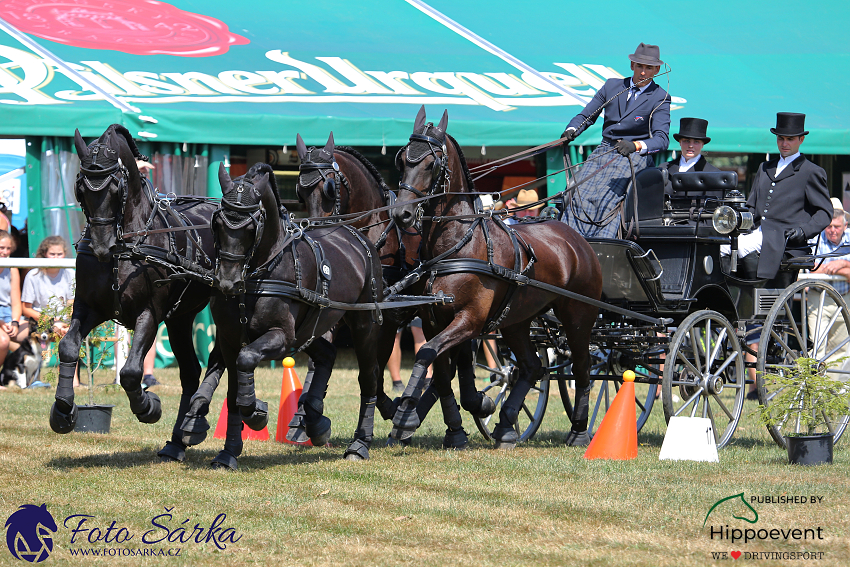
[740,112,831,282]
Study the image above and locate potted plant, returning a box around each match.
[759,356,850,465]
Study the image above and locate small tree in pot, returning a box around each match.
[759,357,850,465]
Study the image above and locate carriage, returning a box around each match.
[470,167,850,450]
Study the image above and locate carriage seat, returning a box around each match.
[669,171,738,206]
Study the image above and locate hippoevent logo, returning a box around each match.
[704,492,827,561]
[5,504,242,561]
[4,504,58,563]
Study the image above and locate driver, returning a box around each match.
[560,42,670,238]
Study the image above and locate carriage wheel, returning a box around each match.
[558,347,657,435]
[757,280,850,448]
[471,336,549,443]
[662,310,745,449]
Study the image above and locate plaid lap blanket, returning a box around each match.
[561,141,655,238]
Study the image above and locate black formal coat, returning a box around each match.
[746,154,831,279]
[566,78,670,155]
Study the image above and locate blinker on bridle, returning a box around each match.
[297,148,341,213]
[396,131,448,200]
[213,180,267,291]
[75,143,129,229]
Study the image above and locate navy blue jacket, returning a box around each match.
[567,78,671,155]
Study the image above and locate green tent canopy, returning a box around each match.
[2,0,849,153]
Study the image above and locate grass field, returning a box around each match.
[1,349,848,566]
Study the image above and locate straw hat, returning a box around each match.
[831,197,848,221]
[515,189,543,210]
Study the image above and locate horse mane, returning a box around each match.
[336,146,390,193]
[445,134,475,193]
[105,124,149,162]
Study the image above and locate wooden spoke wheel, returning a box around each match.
[662,310,745,449]
[757,280,850,448]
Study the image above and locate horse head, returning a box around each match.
[295,132,342,217]
[73,125,144,262]
[212,163,279,295]
[391,105,452,229]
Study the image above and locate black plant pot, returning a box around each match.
[74,405,115,434]
[785,433,833,466]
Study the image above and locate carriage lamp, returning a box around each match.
[712,190,755,272]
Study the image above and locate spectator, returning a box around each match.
[21,236,76,384]
[0,230,22,389]
[387,317,431,393]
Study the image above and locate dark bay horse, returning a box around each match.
[390,107,602,448]
[53,124,229,463]
[295,133,494,449]
[183,164,384,463]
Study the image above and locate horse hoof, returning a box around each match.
[135,392,162,424]
[286,425,310,444]
[49,401,78,434]
[443,428,468,450]
[343,439,370,461]
[210,451,238,471]
[564,430,592,447]
[157,441,186,463]
[391,407,420,431]
[493,425,518,450]
[180,413,210,447]
[306,416,332,446]
[389,426,415,442]
[386,434,411,447]
[376,396,400,421]
[240,400,269,431]
[476,394,496,418]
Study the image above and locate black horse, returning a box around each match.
[294,133,494,449]
[390,107,602,448]
[181,164,384,463]
[52,124,229,463]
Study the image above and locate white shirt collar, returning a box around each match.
[776,151,800,176]
[629,79,651,94]
[678,154,701,172]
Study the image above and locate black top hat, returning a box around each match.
[770,112,809,137]
[673,117,711,143]
[628,43,663,66]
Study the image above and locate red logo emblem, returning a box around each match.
[0,0,249,57]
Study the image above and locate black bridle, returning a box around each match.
[395,131,451,224]
[297,149,347,217]
[75,144,131,239]
[211,179,267,290]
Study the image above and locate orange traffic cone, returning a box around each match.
[583,370,638,460]
[213,399,270,441]
[275,357,311,445]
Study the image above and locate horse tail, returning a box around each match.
[110,124,149,162]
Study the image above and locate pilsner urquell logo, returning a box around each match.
[4,504,58,563]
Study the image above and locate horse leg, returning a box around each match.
[375,321,402,421]
[556,299,598,447]
[457,339,496,418]
[119,312,162,424]
[342,312,381,461]
[491,323,542,449]
[286,330,332,444]
[180,343,225,447]
[157,313,202,462]
[300,337,336,446]
[211,359,243,471]
[390,316,478,441]
[50,302,101,433]
[233,331,292,432]
[433,349,468,450]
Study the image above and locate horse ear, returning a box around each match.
[74,129,88,160]
[437,110,449,133]
[296,134,307,161]
[218,162,234,195]
[324,132,335,155]
[414,105,427,132]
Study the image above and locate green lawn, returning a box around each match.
[1,350,848,566]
